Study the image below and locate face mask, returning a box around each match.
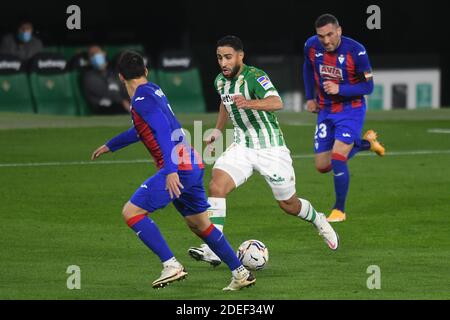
[90,53,106,69]
[18,31,32,43]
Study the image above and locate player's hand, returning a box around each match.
[306,100,320,113]
[323,81,339,95]
[166,172,184,199]
[205,129,222,145]
[91,145,110,160]
[233,95,252,109]
[204,129,222,155]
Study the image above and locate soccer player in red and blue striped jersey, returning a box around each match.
[303,14,385,222]
[91,51,255,290]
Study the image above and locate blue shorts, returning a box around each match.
[314,106,366,153]
[129,169,210,217]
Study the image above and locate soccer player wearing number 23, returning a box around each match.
[303,14,385,222]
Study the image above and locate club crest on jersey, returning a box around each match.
[338,54,345,64]
[256,75,274,90]
[319,64,343,80]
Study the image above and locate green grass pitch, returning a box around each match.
[0,109,449,299]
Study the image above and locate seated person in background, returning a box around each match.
[0,20,43,60]
[81,45,130,114]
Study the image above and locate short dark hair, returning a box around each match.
[117,51,146,80]
[315,14,340,28]
[217,35,244,52]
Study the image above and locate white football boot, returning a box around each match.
[223,268,256,291]
[188,244,222,266]
[152,263,188,289]
[314,212,340,250]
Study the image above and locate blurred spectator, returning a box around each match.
[81,45,130,114]
[0,21,43,60]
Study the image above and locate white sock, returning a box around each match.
[207,197,226,232]
[297,198,318,224]
[162,257,180,268]
[232,265,248,279]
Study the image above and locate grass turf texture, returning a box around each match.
[0,109,449,299]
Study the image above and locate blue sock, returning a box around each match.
[348,139,371,159]
[127,215,174,263]
[200,225,241,271]
[331,153,349,212]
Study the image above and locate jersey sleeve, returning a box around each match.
[339,45,374,96]
[249,69,280,99]
[354,44,373,82]
[303,41,316,100]
[106,127,140,152]
[133,95,178,175]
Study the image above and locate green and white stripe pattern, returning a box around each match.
[215,65,285,149]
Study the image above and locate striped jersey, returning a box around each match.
[214,64,285,149]
[304,36,373,113]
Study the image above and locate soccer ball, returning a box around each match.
[236,240,269,271]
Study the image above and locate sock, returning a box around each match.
[331,153,349,212]
[199,224,241,271]
[348,139,371,159]
[232,265,249,279]
[127,214,174,263]
[297,198,319,224]
[207,197,226,232]
[162,257,181,268]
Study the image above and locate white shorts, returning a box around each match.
[213,143,296,201]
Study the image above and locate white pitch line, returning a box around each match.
[0,150,450,168]
[428,129,450,134]
[292,149,450,159]
[0,159,152,168]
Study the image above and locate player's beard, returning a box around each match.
[223,64,241,79]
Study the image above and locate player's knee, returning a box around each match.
[208,180,228,197]
[185,215,211,236]
[122,202,139,221]
[316,164,332,173]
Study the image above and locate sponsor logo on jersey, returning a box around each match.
[257,75,274,90]
[135,96,145,101]
[315,52,324,57]
[319,64,343,80]
[358,51,367,56]
[338,54,345,64]
[220,93,240,105]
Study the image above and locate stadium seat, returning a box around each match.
[248,54,302,111]
[29,52,79,115]
[60,46,88,60]
[156,51,206,113]
[0,54,35,113]
[43,46,61,54]
[68,52,92,115]
[104,44,145,60]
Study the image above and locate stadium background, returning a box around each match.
[0,0,448,114]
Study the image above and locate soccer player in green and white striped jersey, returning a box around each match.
[188,36,339,266]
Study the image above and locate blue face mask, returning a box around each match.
[90,53,106,69]
[18,31,32,43]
